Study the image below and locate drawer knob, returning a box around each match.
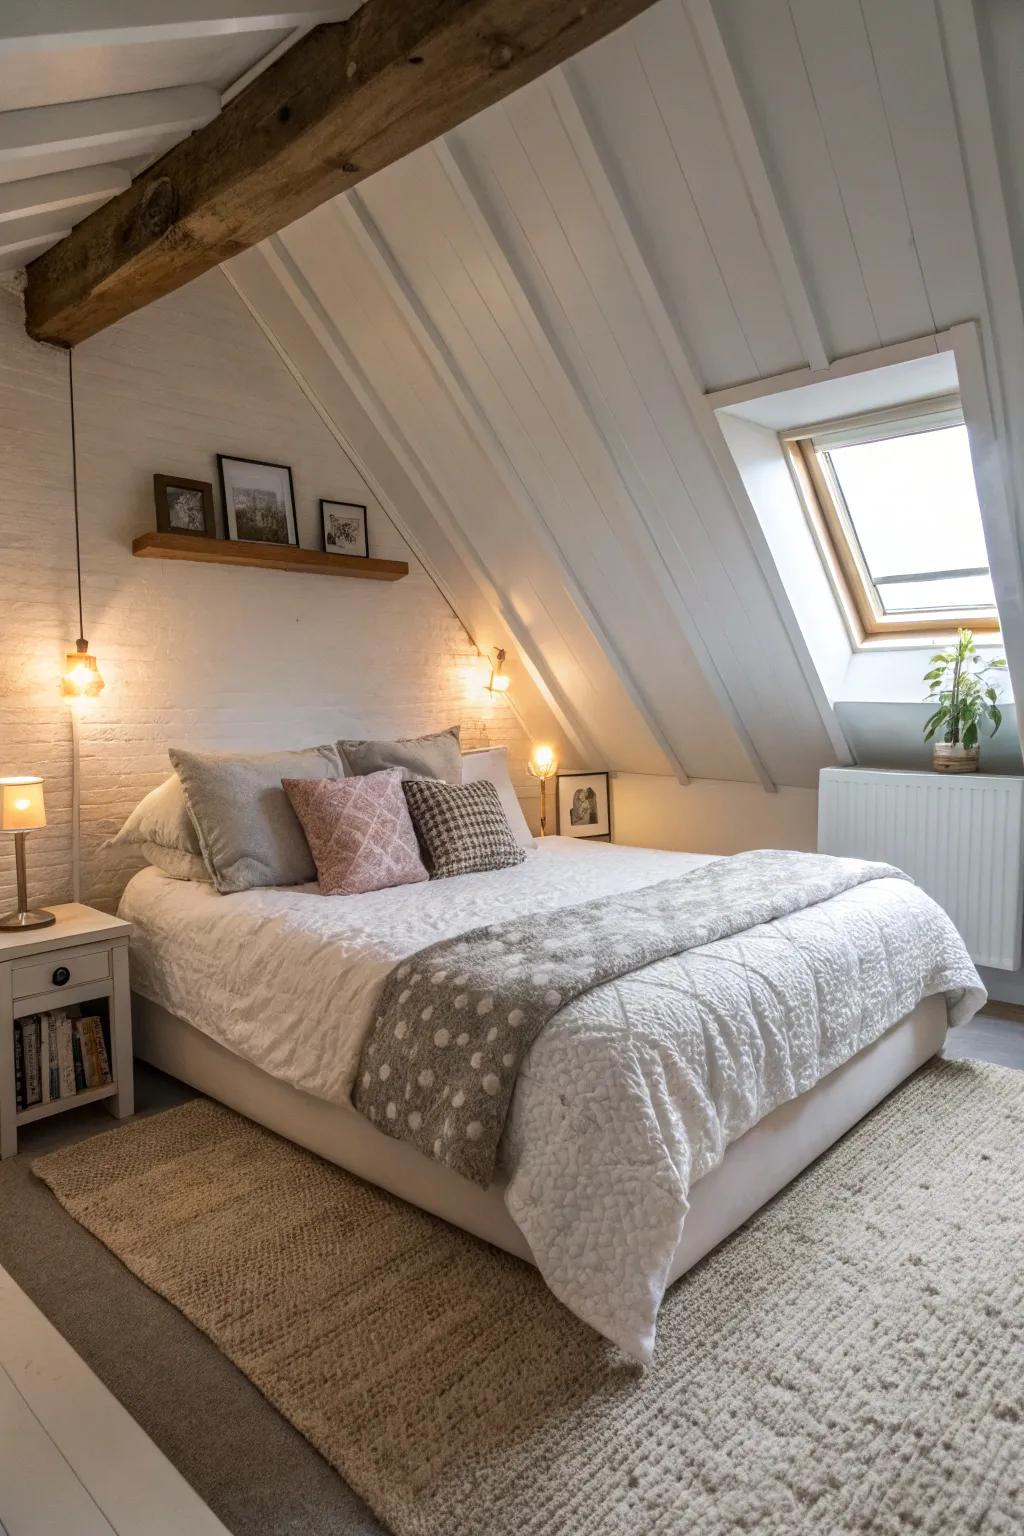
[52,965,71,987]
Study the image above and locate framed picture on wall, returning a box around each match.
[218,455,298,546]
[320,500,369,558]
[556,771,611,840]
[153,474,215,538]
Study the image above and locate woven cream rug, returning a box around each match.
[34,1060,1023,1536]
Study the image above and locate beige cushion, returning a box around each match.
[339,725,461,785]
[109,775,210,882]
[460,747,536,850]
[169,744,345,894]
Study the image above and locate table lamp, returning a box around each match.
[527,744,558,837]
[0,777,55,930]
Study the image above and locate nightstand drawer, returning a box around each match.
[12,947,110,1002]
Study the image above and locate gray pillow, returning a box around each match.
[339,725,461,786]
[108,774,210,882]
[169,744,345,894]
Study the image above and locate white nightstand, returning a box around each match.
[0,904,133,1159]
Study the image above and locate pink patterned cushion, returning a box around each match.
[282,770,428,896]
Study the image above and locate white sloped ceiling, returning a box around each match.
[226,0,1024,791]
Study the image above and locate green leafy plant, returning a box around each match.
[923,627,1007,750]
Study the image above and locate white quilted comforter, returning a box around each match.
[121,838,983,1360]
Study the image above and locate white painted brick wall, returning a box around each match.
[0,272,534,913]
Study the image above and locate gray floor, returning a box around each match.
[1,1011,1021,1536]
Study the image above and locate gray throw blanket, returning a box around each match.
[352,849,909,1186]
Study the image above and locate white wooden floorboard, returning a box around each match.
[0,1362,115,1536]
[0,1266,229,1536]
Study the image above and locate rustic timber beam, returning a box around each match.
[24,0,661,347]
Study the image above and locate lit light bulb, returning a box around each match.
[531,744,556,774]
[14,798,30,813]
[485,647,511,695]
[62,640,104,699]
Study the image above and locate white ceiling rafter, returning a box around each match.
[0,86,220,168]
[340,184,693,785]
[0,2,350,55]
[683,0,830,374]
[545,68,851,776]
[251,231,604,769]
[0,165,130,223]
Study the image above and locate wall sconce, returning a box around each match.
[527,743,558,837]
[61,351,104,703]
[485,647,510,694]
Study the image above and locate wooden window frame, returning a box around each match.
[781,395,1000,643]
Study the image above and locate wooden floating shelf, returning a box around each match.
[132,531,409,581]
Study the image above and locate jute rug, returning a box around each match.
[34,1060,1023,1536]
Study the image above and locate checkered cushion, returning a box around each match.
[402,777,526,879]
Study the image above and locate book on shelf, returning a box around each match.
[12,1008,112,1111]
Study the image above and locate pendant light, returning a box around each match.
[61,350,104,700]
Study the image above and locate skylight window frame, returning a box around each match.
[781,394,1000,643]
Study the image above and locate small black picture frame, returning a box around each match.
[556,771,611,840]
[218,454,298,547]
[320,500,369,559]
[153,474,216,538]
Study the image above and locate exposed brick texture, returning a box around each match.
[0,272,533,913]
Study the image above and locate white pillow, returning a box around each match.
[460,747,536,850]
[108,774,210,882]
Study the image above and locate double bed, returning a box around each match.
[121,835,982,1361]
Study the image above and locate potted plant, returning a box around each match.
[923,627,1007,773]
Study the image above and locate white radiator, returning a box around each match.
[818,767,1024,970]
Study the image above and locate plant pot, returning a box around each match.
[933,741,980,774]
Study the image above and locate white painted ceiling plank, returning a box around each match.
[935,0,1024,706]
[483,84,838,784]
[428,129,770,782]
[0,164,129,222]
[565,35,759,391]
[684,0,829,372]
[0,234,62,270]
[0,85,219,163]
[787,0,935,343]
[266,220,629,769]
[226,242,585,766]
[861,0,983,331]
[547,70,850,775]
[0,208,75,251]
[709,0,880,360]
[343,185,693,784]
[0,3,354,54]
[628,1,804,379]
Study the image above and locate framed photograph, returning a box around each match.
[321,500,369,558]
[218,455,297,547]
[556,771,611,840]
[153,474,215,538]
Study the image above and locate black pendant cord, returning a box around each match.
[68,348,85,645]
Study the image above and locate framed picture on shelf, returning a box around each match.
[556,771,611,840]
[218,455,297,547]
[153,474,215,538]
[320,500,369,558]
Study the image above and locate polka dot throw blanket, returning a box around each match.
[351,848,941,1186]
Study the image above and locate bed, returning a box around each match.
[121,836,983,1361]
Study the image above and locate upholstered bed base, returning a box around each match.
[132,992,947,1288]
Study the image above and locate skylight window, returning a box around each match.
[783,398,999,640]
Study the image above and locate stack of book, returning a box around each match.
[13,1010,112,1112]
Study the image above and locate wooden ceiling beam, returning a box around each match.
[23,0,662,348]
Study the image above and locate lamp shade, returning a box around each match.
[528,744,558,780]
[0,776,46,831]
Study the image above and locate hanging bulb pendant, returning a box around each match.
[63,352,103,702]
[62,637,104,699]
